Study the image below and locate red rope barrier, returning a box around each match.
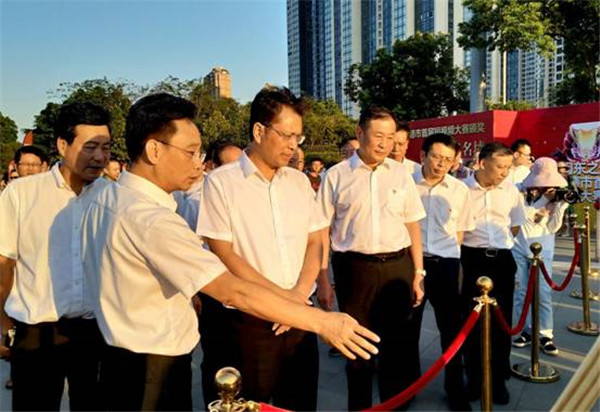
[539,247,580,291]
[363,307,481,412]
[493,261,537,336]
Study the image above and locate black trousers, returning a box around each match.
[460,246,516,390]
[100,345,192,411]
[411,256,467,400]
[332,250,415,411]
[11,318,105,411]
[199,293,242,409]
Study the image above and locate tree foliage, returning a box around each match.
[0,112,20,172]
[486,100,535,111]
[459,0,599,104]
[345,32,469,120]
[303,98,355,146]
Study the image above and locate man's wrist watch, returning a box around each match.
[415,269,426,277]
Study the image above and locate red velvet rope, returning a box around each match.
[258,308,482,412]
[539,246,580,291]
[363,307,481,412]
[493,261,537,336]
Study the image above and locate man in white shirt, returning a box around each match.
[317,106,426,410]
[0,102,111,411]
[82,93,380,411]
[508,139,534,186]
[411,133,475,411]
[461,143,526,405]
[389,121,420,174]
[197,87,326,410]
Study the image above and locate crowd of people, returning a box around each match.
[0,86,576,412]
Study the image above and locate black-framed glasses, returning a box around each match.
[262,123,305,145]
[156,140,204,162]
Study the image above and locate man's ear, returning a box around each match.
[144,139,162,165]
[56,138,68,158]
[252,122,263,145]
[419,150,426,164]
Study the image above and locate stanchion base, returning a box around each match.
[569,290,600,301]
[567,321,600,336]
[511,362,560,383]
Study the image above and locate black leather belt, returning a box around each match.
[463,246,509,258]
[343,249,407,262]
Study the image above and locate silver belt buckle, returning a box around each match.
[485,248,499,258]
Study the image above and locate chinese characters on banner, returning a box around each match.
[562,122,600,203]
[411,122,487,159]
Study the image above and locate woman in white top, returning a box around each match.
[512,158,569,356]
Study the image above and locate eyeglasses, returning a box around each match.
[156,140,204,162]
[17,162,43,168]
[517,151,534,162]
[263,123,305,145]
[429,154,455,164]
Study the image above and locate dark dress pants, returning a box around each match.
[332,250,414,411]
[229,313,319,412]
[100,345,192,411]
[411,256,467,401]
[11,318,105,411]
[460,246,516,392]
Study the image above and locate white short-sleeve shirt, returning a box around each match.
[317,153,426,254]
[413,168,475,258]
[82,171,227,356]
[462,173,527,249]
[0,164,105,324]
[197,152,329,290]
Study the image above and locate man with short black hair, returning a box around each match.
[0,102,111,411]
[83,92,379,411]
[338,137,360,160]
[103,158,121,181]
[411,133,474,411]
[461,142,526,405]
[509,139,534,186]
[389,121,420,174]
[318,106,426,410]
[14,145,49,178]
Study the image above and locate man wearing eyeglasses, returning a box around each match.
[508,139,534,187]
[411,133,475,411]
[14,145,49,178]
[197,86,327,411]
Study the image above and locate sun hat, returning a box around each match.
[521,157,568,188]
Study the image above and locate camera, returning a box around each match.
[555,188,581,204]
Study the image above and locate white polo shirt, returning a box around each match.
[401,158,420,175]
[82,171,227,356]
[197,152,328,290]
[0,164,106,324]
[462,173,527,249]
[413,168,475,258]
[317,153,426,254]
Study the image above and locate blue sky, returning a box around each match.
[0,0,288,133]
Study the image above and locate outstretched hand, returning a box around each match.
[319,312,380,360]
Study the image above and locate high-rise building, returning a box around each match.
[287,0,466,117]
[204,67,232,99]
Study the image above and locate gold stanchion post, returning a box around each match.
[568,207,600,336]
[474,276,495,412]
[512,243,560,382]
[570,208,599,301]
[208,367,260,412]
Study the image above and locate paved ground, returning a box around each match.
[0,236,598,411]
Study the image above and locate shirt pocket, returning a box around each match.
[383,188,406,217]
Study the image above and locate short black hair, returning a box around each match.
[358,106,397,131]
[421,133,459,155]
[337,137,359,150]
[54,102,111,145]
[396,121,410,133]
[479,142,513,162]
[311,157,324,164]
[207,138,243,167]
[249,86,307,142]
[14,145,49,165]
[126,93,197,162]
[510,139,532,152]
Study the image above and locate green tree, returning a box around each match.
[345,32,469,120]
[32,102,61,161]
[459,0,599,104]
[0,112,20,172]
[303,98,356,146]
[486,100,535,111]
